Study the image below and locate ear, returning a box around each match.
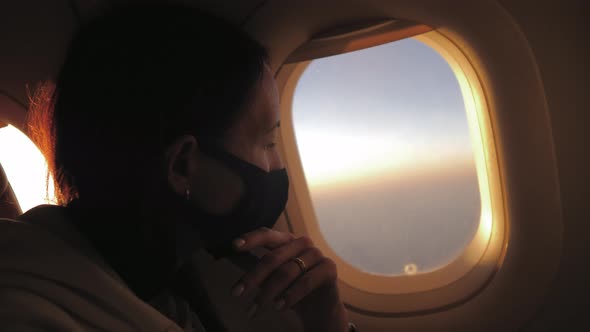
[165,135,199,197]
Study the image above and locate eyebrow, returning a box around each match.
[266,121,280,133]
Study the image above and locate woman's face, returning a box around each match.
[222,64,283,173]
[174,64,284,216]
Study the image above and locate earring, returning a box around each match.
[185,188,191,201]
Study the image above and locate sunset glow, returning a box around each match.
[295,128,474,190]
[0,125,56,212]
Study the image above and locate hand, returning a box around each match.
[230,227,349,332]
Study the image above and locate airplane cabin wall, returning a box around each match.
[0,0,586,331]
[0,0,75,129]
[494,0,589,330]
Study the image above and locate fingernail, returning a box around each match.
[247,304,258,319]
[231,283,245,297]
[275,299,286,311]
[233,238,246,249]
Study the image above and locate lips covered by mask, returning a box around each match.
[175,144,289,260]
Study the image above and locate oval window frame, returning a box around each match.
[276,30,507,313]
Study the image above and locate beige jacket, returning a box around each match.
[0,206,205,332]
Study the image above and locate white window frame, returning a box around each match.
[276,30,506,313]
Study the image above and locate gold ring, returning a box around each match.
[290,257,307,274]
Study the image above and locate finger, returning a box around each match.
[255,247,324,307]
[231,236,314,296]
[233,227,295,251]
[276,258,338,311]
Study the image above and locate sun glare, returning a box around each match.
[295,131,408,187]
[0,125,56,212]
[295,129,472,190]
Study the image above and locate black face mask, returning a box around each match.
[175,144,289,260]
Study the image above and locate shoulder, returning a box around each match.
[0,287,83,331]
[0,215,184,332]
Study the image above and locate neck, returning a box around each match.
[66,198,181,301]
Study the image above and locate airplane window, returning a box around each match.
[0,125,56,212]
[292,38,481,275]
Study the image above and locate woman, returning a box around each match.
[0,3,351,332]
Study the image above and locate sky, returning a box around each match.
[292,38,482,275]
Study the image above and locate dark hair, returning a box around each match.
[28,3,268,205]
